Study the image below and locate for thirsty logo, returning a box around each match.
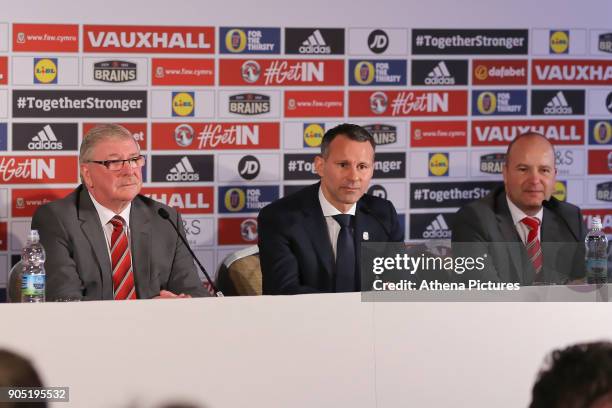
[167,157,199,181]
[238,155,260,180]
[368,30,389,54]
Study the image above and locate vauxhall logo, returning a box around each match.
[238,155,260,180]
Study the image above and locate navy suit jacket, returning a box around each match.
[31,185,207,300]
[257,183,404,295]
[451,186,586,285]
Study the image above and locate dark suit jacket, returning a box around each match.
[257,183,404,295]
[451,186,586,285]
[31,185,207,300]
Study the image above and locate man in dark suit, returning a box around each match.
[258,123,404,295]
[452,132,585,285]
[31,124,207,301]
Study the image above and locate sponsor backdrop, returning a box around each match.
[0,1,610,297]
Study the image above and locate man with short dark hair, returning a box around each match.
[451,132,585,285]
[530,341,612,408]
[258,123,404,295]
[32,124,207,300]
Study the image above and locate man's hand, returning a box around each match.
[153,290,192,299]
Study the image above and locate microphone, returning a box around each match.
[360,203,392,239]
[158,208,223,297]
[541,199,580,241]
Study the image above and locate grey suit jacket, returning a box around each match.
[451,186,586,285]
[31,185,207,300]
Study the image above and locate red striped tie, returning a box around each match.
[109,216,136,300]
[521,217,543,278]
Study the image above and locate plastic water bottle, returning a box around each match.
[585,216,608,284]
[21,230,46,302]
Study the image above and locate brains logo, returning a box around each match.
[33,58,58,84]
[174,124,194,147]
[553,181,567,201]
[477,92,497,115]
[224,188,247,212]
[303,123,324,147]
[550,31,570,54]
[594,121,612,144]
[428,153,449,177]
[241,60,261,83]
[240,218,258,242]
[225,29,247,53]
[474,64,488,81]
[172,92,195,117]
[354,61,375,85]
[369,91,388,115]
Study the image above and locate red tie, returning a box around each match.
[521,217,543,278]
[109,216,136,300]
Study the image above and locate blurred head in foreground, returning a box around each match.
[0,349,46,408]
[530,341,612,408]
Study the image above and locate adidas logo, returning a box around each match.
[28,125,63,150]
[423,214,451,239]
[544,91,572,115]
[299,30,331,54]
[166,156,199,181]
[425,61,455,85]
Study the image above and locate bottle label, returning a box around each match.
[586,258,608,278]
[21,274,45,297]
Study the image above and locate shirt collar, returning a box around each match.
[88,191,132,227]
[318,186,356,217]
[505,194,543,227]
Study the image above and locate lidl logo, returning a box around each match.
[33,58,58,84]
[550,31,569,54]
[428,152,449,177]
[172,92,195,117]
[225,29,248,53]
[303,123,324,147]
[552,180,567,201]
[223,187,247,212]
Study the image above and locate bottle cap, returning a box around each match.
[28,230,40,243]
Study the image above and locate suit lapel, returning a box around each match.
[77,186,113,297]
[130,196,151,298]
[302,186,334,279]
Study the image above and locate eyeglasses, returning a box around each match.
[87,155,146,171]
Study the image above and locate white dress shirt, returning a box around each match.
[318,187,356,259]
[505,195,543,245]
[88,192,132,258]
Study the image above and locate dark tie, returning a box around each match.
[333,214,356,292]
